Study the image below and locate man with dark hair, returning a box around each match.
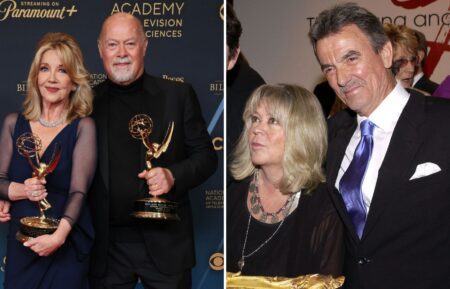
[226,2,242,71]
[89,12,217,289]
[310,3,450,289]
[226,2,265,184]
[412,29,439,94]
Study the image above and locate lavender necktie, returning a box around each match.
[339,120,375,239]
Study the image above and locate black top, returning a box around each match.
[107,75,148,226]
[227,178,344,278]
[413,75,439,95]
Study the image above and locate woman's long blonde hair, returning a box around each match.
[23,32,93,121]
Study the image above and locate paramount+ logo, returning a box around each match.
[0,0,78,21]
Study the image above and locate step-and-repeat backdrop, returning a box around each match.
[235,0,449,90]
[0,1,224,288]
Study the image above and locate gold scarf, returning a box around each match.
[227,272,344,289]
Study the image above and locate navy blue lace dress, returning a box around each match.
[0,113,96,289]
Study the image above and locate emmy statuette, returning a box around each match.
[129,114,178,220]
[15,132,62,242]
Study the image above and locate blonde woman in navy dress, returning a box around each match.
[0,32,96,289]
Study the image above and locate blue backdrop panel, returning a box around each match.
[0,1,224,288]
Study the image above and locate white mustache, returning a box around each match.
[113,57,131,65]
[340,80,365,94]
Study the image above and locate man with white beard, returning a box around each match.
[88,13,217,289]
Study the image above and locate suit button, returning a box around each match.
[357,257,371,265]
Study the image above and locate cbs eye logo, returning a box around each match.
[1,256,6,272]
[209,252,224,271]
[219,4,224,21]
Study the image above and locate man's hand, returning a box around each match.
[138,167,175,196]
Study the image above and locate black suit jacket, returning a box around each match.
[313,80,336,118]
[327,91,450,289]
[414,75,439,95]
[88,73,217,276]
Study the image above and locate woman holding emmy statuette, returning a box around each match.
[227,84,344,282]
[0,32,96,289]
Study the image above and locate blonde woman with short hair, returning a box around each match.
[227,84,344,278]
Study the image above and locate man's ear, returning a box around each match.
[98,41,103,59]
[417,50,425,64]
[227,47,240,70]
[380,41,393,69]
[142,38,149,57]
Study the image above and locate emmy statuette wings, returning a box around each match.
[15,132,62,242]
[129,114,179,220]
[23,143,61,214]
[153,121,174,159]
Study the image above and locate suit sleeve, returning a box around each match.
[310,191,345,277]
[168,85,218,196]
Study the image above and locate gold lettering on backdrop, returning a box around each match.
[209,82,223,92]
[16,83,27,92]
[16,81,27,96]
[20,1,50,6]
[209,81,223,97]
[0,0,78,21]
[205,190,223,209]
[212,137,223,151]
[145,29,182,38]
[162,75,184,83]
[90,73,107,87]
[111,2,184,16]
[143,18,182,28]
[110,2,185,39]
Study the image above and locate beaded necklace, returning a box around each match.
[238,170,298,271]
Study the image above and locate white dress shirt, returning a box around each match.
[335,83,410,212]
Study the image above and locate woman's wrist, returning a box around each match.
[52,218,72,245]
[8,182,25,201]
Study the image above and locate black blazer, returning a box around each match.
[414,75,439,95]
[88,73,218,276]
[326,91,450,289]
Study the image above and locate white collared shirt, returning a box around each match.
[335,83,410,212]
